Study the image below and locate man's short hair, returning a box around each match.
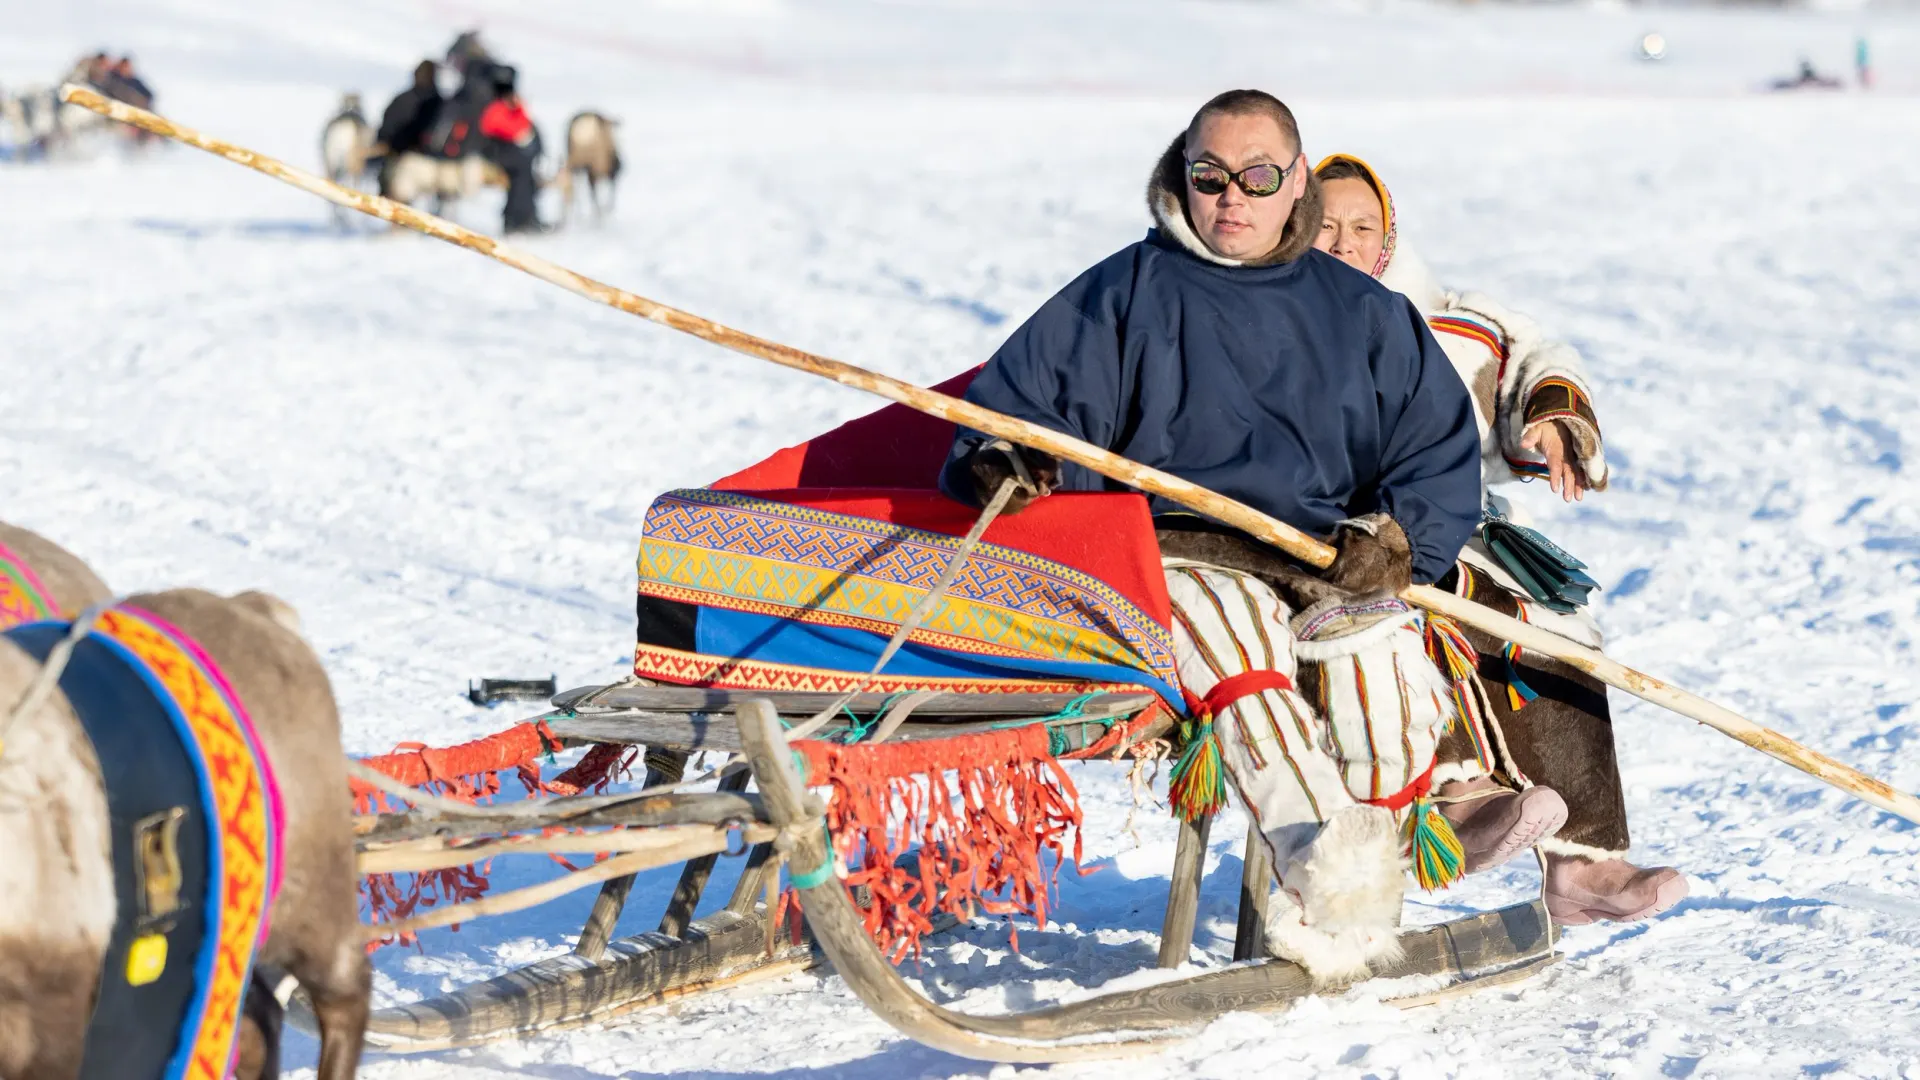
[1185,90,1302,159]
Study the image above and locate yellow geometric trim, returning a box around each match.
[639,538,1157,673]
[634,641,1123,697]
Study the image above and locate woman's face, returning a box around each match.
[1314,176,1386,275]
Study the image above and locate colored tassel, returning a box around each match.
[1424,615,1480,732]
[1167,717,1228,822]
[1501,641,1539,712]
[1406,796,1465,891]
[1423,614,1478,681]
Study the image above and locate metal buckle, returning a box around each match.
[133,806,187,930]
[722,818,751,858]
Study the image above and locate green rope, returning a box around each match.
[781,736,835,889]
[790,851,836,889]
[985,691,1101,732]
[783,816,837,889]
[832,691,916,744]
[1045,692,1098,722]
[979,692,1111,756]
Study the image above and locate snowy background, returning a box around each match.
[5,0,1920,1076]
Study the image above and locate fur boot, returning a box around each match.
[1266,804,1406,985]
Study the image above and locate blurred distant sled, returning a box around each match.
[322,32,623,232]
[1770,57,1842,92]
[1,51,158,162]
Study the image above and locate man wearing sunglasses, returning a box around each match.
[942,90,1490,983]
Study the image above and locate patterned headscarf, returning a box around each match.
[1312,153,1397,279]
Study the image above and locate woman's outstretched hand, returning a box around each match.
[1522,420,1590,502]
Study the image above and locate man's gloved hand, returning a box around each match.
[1323,512,1413,598]
[968,439,1060,514]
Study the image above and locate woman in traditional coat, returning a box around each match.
[1312,154,1686,924]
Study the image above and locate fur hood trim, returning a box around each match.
[1376,239,1447,314]
[1146,133,1323,268]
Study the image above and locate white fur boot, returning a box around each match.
[1265,804,1406,985]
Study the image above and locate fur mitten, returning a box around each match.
[964,439,1060,513]
[1325,513,1413,597]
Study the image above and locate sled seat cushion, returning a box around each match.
[633,487,1182,708]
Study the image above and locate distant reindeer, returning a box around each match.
[2,85,62,162]
[383,151,507,217]
[556,111,621,224]
[0,89,26,161]
[320,92,375,224]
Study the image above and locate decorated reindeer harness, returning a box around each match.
[1,555,284,1080]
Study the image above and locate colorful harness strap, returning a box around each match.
[1170,667,1466,890]
[5,605,284,1080]
[1361,762,1466,890]
[0,539,59,628]
[1169,669,1296,822]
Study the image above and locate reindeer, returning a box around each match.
[382,150,507,217]
[556,111,621,224]
[320,92,376,226]
[1,85,60,162]
[0,523,370,1080]
[0,89,27,161]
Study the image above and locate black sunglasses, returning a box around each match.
[1186,158,1296,198]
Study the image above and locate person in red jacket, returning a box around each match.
[477,66,546,234]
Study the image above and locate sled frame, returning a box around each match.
[345,686,1556,1055]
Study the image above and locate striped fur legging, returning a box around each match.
[1163,561,1455,868]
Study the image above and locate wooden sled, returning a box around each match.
[343,685,1557,1056]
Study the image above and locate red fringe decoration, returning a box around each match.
[350,720,566,814]
[355,720,571,946]
[549,741,637,794]
[795,724,1084,963]
[352,710,1126,955]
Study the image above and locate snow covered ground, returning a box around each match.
[6,0,1920,1076]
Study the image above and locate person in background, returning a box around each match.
[1313,153,1686,926]
[477,65,545,234]
[109,57,153,108]
[445,33,502,131]
[374,60,444,197]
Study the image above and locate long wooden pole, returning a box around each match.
[63,85,1920,826]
